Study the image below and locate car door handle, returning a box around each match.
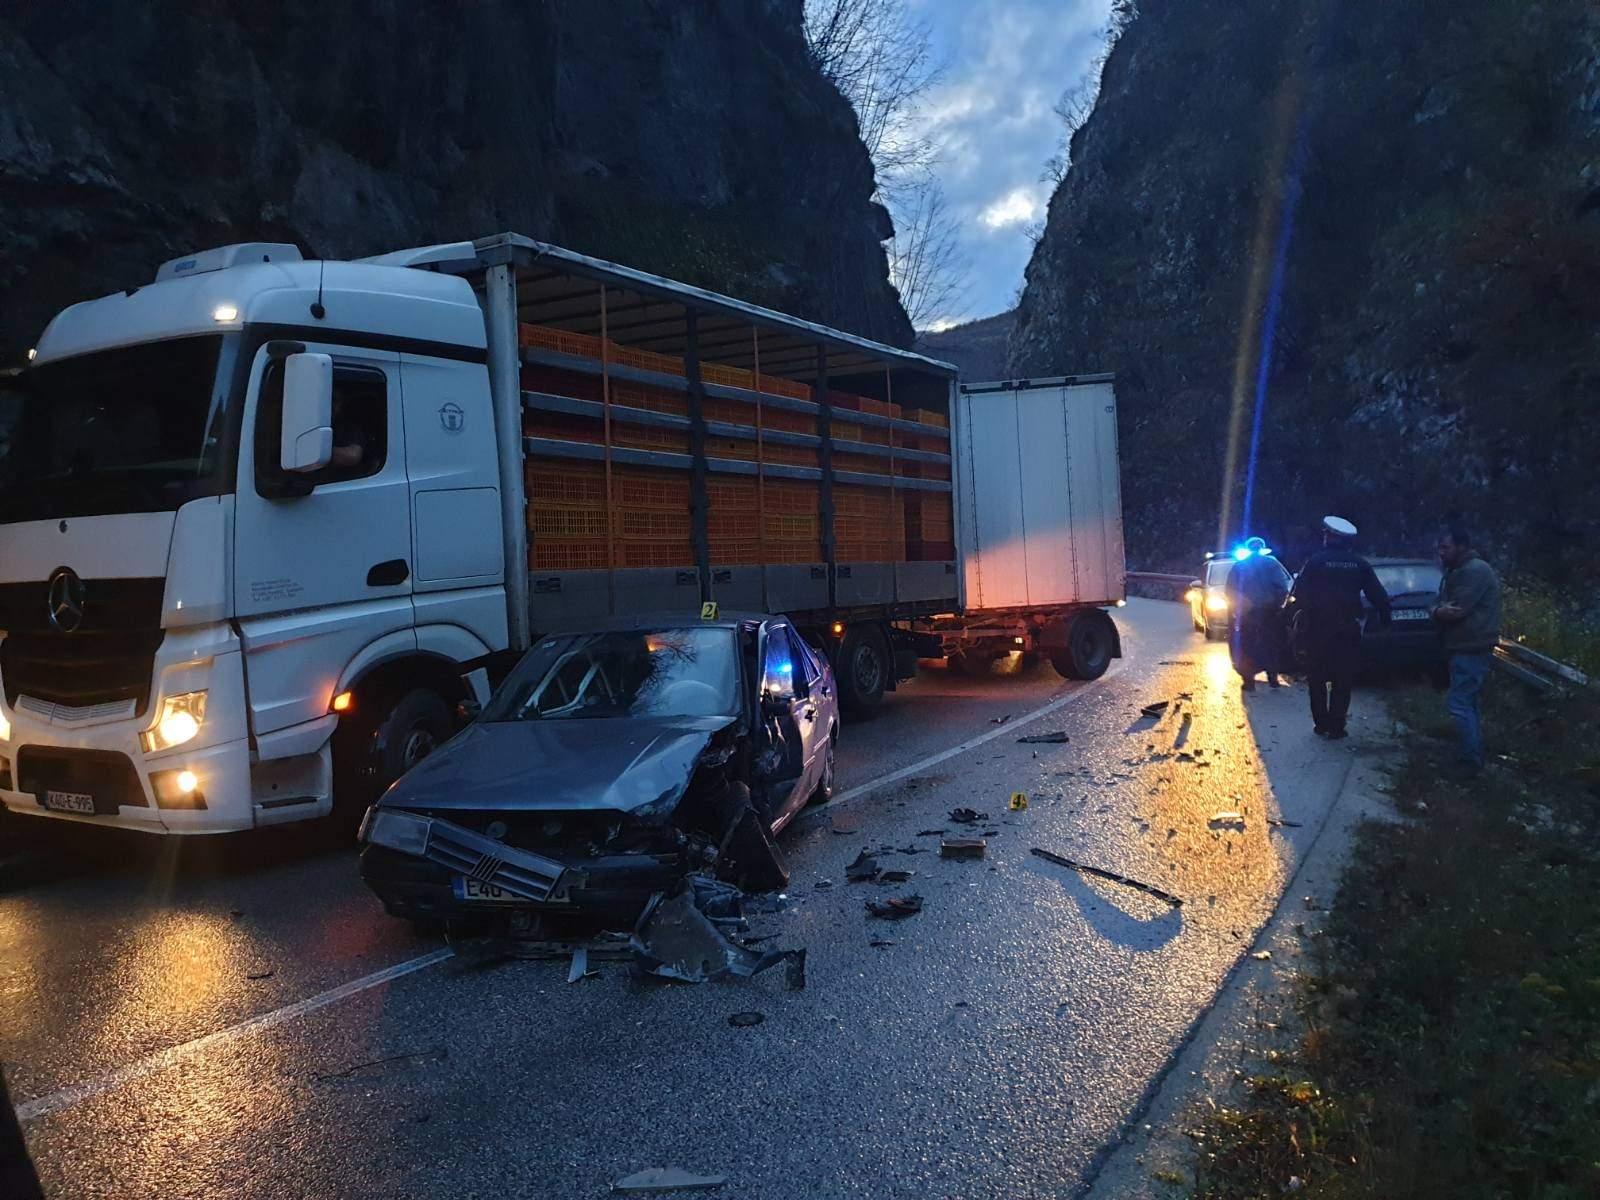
[367,559,410,587]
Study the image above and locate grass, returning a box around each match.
[1188,674,1600,1199]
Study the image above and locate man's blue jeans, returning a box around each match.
[1447,651,1493,769]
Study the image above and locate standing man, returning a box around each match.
[1226,537,1289,691]
[1433,523,1500,776]
[1290,516,1390,739]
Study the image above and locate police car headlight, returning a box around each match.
[362,809,431,857]
[142,691,208,753]
[1205,594,1229,613]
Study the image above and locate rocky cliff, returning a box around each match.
[1013,0,1600,586]
[916,310,1015,381]
[0,0,910,360]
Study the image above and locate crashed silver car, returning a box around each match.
[358,614,839,927]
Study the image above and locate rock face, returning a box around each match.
[0,0,910,359]
[1012,0,1600,586]
[916,310,1016,382]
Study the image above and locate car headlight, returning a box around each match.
[1205,594,1229,613]
[362,808,432,856]
[142,691,208,753]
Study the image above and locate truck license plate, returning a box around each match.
[454,877,522,903]
[44,790,95,815]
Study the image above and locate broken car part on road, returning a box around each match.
[1031,847,1184,908]
[629,879,806,989]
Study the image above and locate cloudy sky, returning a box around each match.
[907,0,1115,328]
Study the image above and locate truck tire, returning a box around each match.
[838,627,889,714]
[1049,611,1116,681]
[331,688,453,839]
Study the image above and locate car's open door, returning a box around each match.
[754,622,808,822]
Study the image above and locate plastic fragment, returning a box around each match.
[940,838,987,859]
[1251,950,1272,961]
[1017,731,1070,744]
[865,894,923,919]
[1208,812,1246,831]
[949,807,989,825]
[613,1167,727,1194]
[1141,701,1170,718]
[727,1011,764,1028]
[1031,847,1183,907]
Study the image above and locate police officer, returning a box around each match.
[1289,516,1389,739]
[1225,536,1289,691]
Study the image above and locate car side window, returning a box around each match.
[761,628,799,702]
[255,359,387,496]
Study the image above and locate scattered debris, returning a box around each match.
[613,1167,727,1194]
[829,811,862,835]
[1158,660,1195,665]
[865,894,924,919]
[1251,950,1272,961]
[246,969,275,981]
[916,828,947,837]
[630,881,806,989]
[1174,712,1193,749]
[879,868,915,884]
[727,1011,765,1028]
[845,851,881,882]
[990,713,1012,725]
[869,938,896,948]
[1266,817,1303,828]
[1031,847,1184,907]
[1008,792,1029,812]
[315,1046,447,1081]
[1208,812,1246,831]
[567,946,598,983]
[949,808,989,825]
[1017,731,1071,744]
[1140,701,1170,719]
[941,838,987,859]
[1177,691,1193,701]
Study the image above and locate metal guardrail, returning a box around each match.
[1125,571,1195,602]
[1493,638,1593,694]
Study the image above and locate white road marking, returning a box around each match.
[822,676,1103,811]
[16,947,455,1123]
[17,665,1116,1124]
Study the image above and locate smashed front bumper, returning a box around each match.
[358,808,686,923]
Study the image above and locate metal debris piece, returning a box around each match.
[830,811,862,835]
[566,946,596,984]
[916,828,947,837]
[865,894,923,919]
[869,938,896,948]
[1251,950,1272,961]
[845,851,881,882]
[1030,847,1183,907]
[1266,817,1303,828]
[727,1011,765,1028]
[630,883,806,989]
[940,838,987,859]
[1208,812,1246,831]
[613,1167,728,1194]
[879,869,914,884]
[949,807,989,824]
[1140,701,1170,719]
[1017,731,1071,744]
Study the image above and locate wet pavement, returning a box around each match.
[1,600,1377,1199]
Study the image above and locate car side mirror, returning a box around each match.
[280,353,333,474]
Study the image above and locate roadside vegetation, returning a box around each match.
[1188,636,1600,1198]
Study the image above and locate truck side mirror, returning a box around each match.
[280,353,333,474]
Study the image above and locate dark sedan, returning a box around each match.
[1287,558,1445,674]
[359,613,839,928]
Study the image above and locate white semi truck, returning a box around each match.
[0,233,1124,836]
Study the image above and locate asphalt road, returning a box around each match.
[1,599,1375,1199]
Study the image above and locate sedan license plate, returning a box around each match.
[44,790,96,815]
[1392,609,1430,621]
[454,877,523,904]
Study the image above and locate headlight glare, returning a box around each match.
[364,809,431,857]
[1205,594,1230,613]
[143,691,208,753]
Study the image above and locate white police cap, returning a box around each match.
[1322,515,1358,538]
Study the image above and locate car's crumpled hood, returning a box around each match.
[376,714,734,815]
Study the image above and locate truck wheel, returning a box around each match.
[1049,611,1116,680]
[838,628,889,714]
[331,688,452,839]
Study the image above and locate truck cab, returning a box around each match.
[0,243,506,833]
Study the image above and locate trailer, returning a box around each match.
[0,233,1123,837]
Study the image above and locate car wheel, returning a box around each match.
[839,627,888,714]
[808,730,837,806]
[1049,611,1116,680]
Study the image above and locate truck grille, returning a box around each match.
[0,577,165,715]
[15,747,149,811]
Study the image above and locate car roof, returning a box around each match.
[536,611,779,635]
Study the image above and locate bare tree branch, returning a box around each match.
[887,179,969,328]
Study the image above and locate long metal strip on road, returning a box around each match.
[12,678,1105,1126]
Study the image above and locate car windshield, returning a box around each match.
[485,627,741,722]
[1375,562,1443,597]
[0,335,233,524]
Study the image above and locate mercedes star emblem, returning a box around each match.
[46,566,87,634]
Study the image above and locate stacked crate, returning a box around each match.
[763,480,824,563]
[834,483,906,562]
[611,468,694,568]
[896,409,954,561]
[527,461,610,571]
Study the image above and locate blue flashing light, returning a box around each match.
[1259,546,1274,557]
[1233,547,1251,561]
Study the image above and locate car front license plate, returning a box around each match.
[1392,609,1430,621]
[454,877,523,904]
[44,790,96,815]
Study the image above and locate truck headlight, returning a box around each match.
[362,809,432,857]
[142,691,209,753]
[1205,594,1229,613]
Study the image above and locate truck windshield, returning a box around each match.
[486,628,741,722]
[0,335,233,524]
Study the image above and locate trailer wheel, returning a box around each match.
[839,627,889,713]
[1049,611,1116,681]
